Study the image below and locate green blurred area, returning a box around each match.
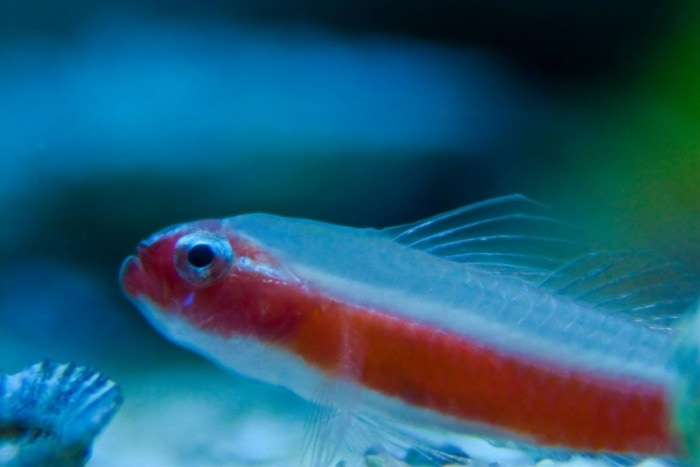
[523,0,700,271]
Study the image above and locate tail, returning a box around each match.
[0,360,123,466]
[671,300,700,461]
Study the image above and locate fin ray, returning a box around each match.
[386,194,697,332]
[385,194,586,277]
[540,251,697,332]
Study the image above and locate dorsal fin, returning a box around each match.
[384,194,697,332]
[384,194,588,281]
[539,251,697,332]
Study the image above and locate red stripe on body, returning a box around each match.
[190,273,679,456]
[289,292,678,455]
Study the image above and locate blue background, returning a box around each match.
[0,2,698,464]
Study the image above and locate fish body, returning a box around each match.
[120,195,697,463]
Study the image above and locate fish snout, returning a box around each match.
[119,255,145,299]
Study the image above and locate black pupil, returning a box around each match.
[187,243,215,268]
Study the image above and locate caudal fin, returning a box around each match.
[671,299,700,460]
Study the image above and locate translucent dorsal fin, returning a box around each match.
[539,251,697,332]
[384,194,697,332]
[384,194,588,281]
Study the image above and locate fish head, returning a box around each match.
[120,219,301,340]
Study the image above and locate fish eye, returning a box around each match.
[187,243,215,268]
[174,231,233,285]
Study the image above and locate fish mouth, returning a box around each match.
[119,254,145,299]
[120,237,160,299]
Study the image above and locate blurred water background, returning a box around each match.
[0,1,698,465]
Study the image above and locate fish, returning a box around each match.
[0,360,123,467]
[119,194,699,465]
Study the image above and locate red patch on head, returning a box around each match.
[120,219,305,342]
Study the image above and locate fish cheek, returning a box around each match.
[180,274,306,342]
[174,280,245,337]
